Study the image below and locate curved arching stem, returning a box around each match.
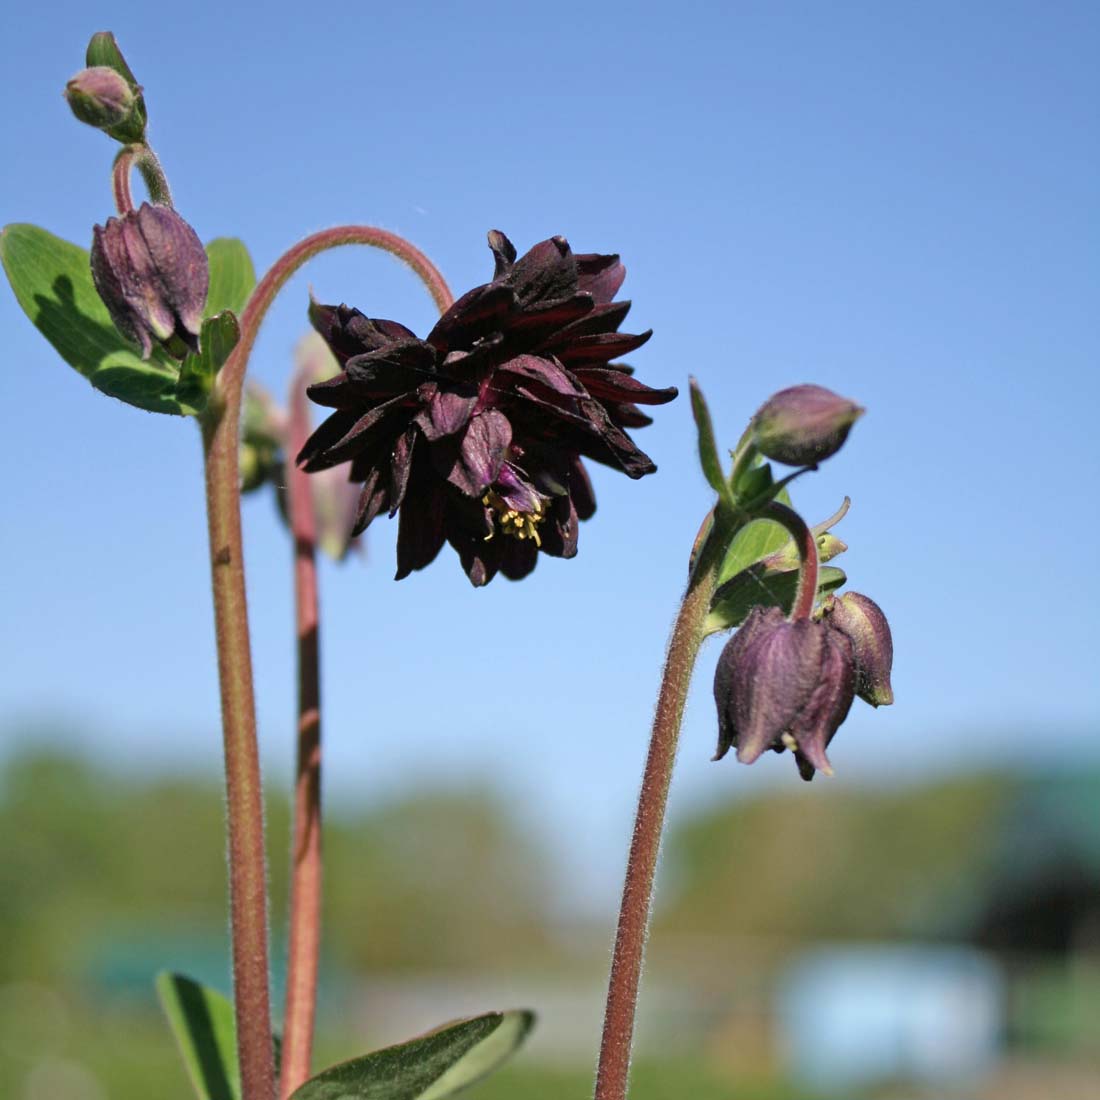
[200,228,451,1100]
[759,500,819,621]
[111,143,173,213]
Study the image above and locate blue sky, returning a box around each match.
[1,1,1097,905]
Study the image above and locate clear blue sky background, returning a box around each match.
[2,1,1097,905]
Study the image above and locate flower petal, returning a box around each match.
[505,236,577,306]
[487,229,517,278]
[570,366,677,405]
[351,467,389,535]
[344,339,437,397]
[575,252,626,303]
[426,282,515,351]
[446,409,513,496]
[549,329,653,367]
[416,387,479,441]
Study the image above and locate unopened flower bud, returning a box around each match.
[752,384,863,466]
[90,202,208,359]
[713,605,856,780]
[819,592,894,707]
[65,67,136,132]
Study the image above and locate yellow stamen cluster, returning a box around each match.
[482,489,544,547]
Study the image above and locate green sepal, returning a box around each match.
[1,222,189,415]
[706,562,847,635]
[290,1010,535,1100]
[155,972,242,1100]
[689,378,735,510]
[204,238,256,320]
[84,32,147,144]
[177,311,240,413]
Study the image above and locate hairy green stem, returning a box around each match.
[111,143,173,213]
[594,513,735,1100]
[201,226,450,1100]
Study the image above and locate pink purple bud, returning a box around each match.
[90,203,208,359]
[752,384,863,467]
[820,592,894,707]
[65,66,135,131]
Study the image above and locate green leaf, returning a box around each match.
[707,564,847,635]
[205,239,256,319]
[689,378,733,505]
[155,972,240,1100]
[290,1010,535,1100]
[177,311,241,412]
[1,223,189,415]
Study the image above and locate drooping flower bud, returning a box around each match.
[819,592,894,707]
[752,384,864,466]
[90,203,208,359]
[713,605,856,780]
[65,67,136,132]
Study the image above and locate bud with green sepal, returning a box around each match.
[752,383,863,467]
[81,31,147,144]
[64,67,137,135]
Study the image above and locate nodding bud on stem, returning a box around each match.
[752,384,864,466]
[90,202,208,360]
[65,66,136,132]
[819,592,894,707]
[713,605,856,781]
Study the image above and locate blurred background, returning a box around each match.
[1,2,1097,1098]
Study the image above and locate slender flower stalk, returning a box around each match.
[594,513,735,1100]
[200,227,452,1100]
[280,375,324,1097]
[760,500,819,621]
[111,143,173,213]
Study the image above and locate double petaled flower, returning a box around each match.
[298,231,677,585]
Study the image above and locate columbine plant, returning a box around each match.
[3,31,893,1100]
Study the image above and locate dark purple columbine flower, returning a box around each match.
[713,605,857,781]
[90,202,208,359]
[298,231,678,585]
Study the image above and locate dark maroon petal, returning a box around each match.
[607,403,654,429]
[415,387,479,441]
[505,237,577,306]
[351,467,389,536]
[713,607,781,761]
[487,229,517,278]
[297,409,361,471]
[538,493,578,559]
[395,490,446,579]
[500,538,539,581]
[569,457,597,520]
[550,329,653,367]
[309,300,417,363]
[440,332,504,377]
[305,373,357,410]
[504,294,595,341]
[388,426,417,515]
[303,393,407,468]
[426,283,515,351]
[344,339,437,397]
[496,353,588,398]
[544,300,632,342]
[575,252,626,304]
[570,366,677,405]
[447,409,513,496]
